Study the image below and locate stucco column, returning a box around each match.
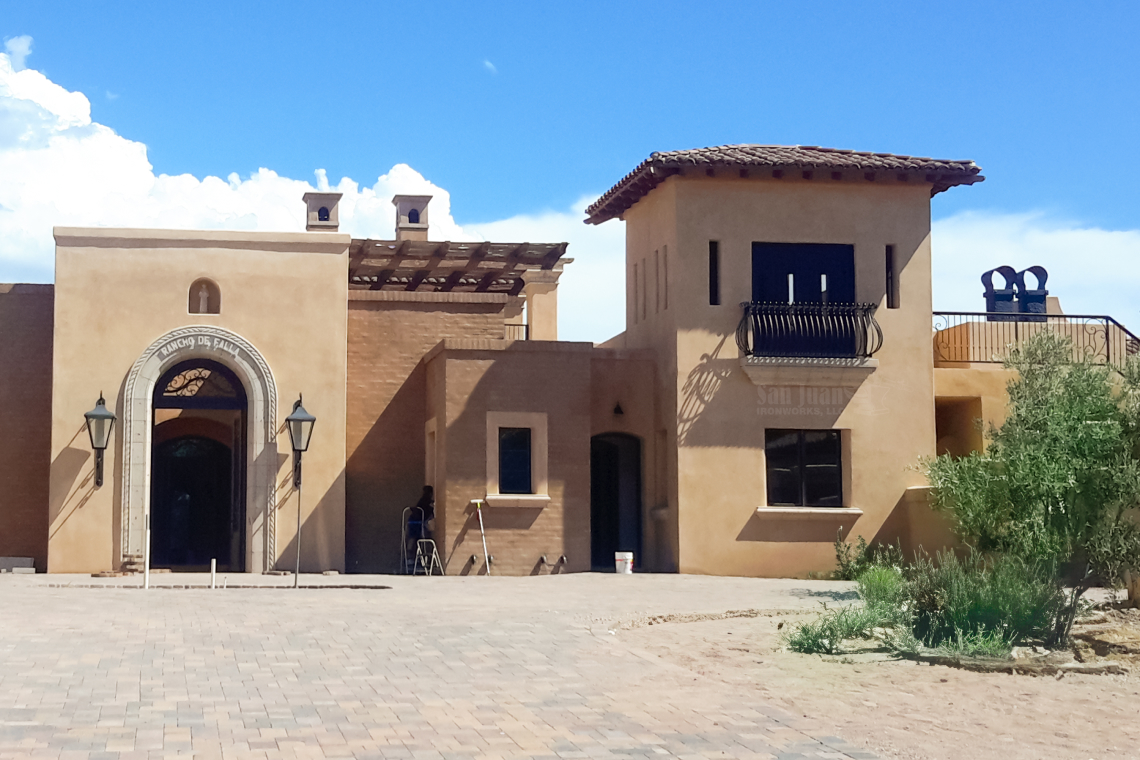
[521,269,562,341]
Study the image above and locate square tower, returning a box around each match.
[302,192,343,232]
[392,195,431,241]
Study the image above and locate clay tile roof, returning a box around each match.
[584,144,984,225]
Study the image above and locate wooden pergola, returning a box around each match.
[348,239,569,295]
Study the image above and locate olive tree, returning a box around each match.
[925,332,1140,643]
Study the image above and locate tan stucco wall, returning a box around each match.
[618,175,942,576]
[345,292,511,572]
[588,348,672,570]
[934,365,1013,444]
[0,284,54,570]
[48,228,349,573]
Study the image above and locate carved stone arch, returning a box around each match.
[121,326,278,572]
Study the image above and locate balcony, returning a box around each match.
[504,323,529,341]
[735,302,883,387]
[932,312,1140,370]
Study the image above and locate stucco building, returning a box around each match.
[7,144,1120,577]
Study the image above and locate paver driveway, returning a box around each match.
[0,574,873,759]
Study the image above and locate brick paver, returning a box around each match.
[0,574,872,759]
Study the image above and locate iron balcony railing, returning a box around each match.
[932,312,1140,369]
[736,302,884,360]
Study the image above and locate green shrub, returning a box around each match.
[1088,518,1140,590]
[933,626,1013,659]
[907,551,1064,646]
[856,566,907,610]
[784,604,888,655]
[832,528,906,580]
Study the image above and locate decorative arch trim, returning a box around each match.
[121,326,278,572]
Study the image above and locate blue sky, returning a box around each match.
[2,1,1140,339]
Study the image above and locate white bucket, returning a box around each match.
[615,551,634,574]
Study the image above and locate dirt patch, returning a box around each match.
[617,608,1140,760]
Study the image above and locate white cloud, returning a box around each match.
[3,35,31,71]
[483,59,497,74]
[0,42,627,342]
[932,211,1140,327]
[466,200,626,343]
[9,42,1140,347]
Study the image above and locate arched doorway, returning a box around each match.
[590,433,642,570]
[150,359,247,571]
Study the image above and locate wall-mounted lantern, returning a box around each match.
[285,395,316,587]
[83,393,116,488]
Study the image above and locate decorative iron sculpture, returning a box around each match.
[163,367,212,397]
[981,266,1049,322]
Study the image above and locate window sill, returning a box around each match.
[482,494,551,508]
[754,507,863,520]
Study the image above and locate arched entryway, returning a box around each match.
[590,433,643,570]
[121,326,278,573]
[150,359,247,571]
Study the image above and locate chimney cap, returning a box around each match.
[391,194,433,206]
[302,192,343,232]
[392,195,431,241]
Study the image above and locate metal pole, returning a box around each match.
[475,500,491,576]
[211,558,216,590]
[143,513,151,590]
[294,452,302,589]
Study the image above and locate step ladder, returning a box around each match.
[413,539,444,576]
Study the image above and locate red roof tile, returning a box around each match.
[585,144,984,224]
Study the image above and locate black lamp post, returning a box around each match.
[84,394,116,488]
[285,395,316,588]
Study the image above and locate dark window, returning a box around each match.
[317,206,330,222]
[752,243,854,303]
[765,429,843,507]
[498,427,532,494]
[886,245,899,309]
[408,208,420,224]
[709,241,720,305]
[633,262,639,323]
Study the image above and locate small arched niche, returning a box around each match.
[407,208,420,224]
[188,278,221,315]
[318,206,330,222]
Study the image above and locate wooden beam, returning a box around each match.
[540,242,568,269]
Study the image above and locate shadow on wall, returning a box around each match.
[47,446,95,541]
[345,367,426,574]
[47,418,99,547]
[735,512,861,543]
[873,487,962,561]
[447,501,545,576]
[273,467,348,573]
[677,335,737,447]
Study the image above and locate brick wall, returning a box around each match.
[0,285,53,570]
[345,293,508,572]
[428,341,594,576]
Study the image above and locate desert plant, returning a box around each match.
[925,332,1140,643]
[783,603,889,655]
[833,529,869,580]
[1087,518,1140,590]
[906,550,1064,646]
[832,528,906,580]
[857,565,908,610]
[933,626,1013,659]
